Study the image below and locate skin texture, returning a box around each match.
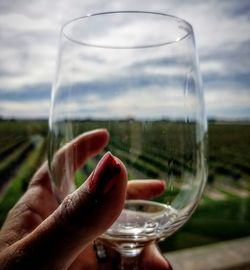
[0,129,172,270]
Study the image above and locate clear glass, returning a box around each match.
[48,11,207,269]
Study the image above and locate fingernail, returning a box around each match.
[87,152,121,195]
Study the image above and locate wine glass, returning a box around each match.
[48,11,207,270]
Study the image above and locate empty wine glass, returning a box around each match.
[48,11,207,270]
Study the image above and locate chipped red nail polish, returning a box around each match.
[88,152,121,195]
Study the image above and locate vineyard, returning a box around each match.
[0,119,249,252]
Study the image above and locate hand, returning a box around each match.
[0,129,172,270]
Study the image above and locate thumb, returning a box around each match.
[3,152,127,270]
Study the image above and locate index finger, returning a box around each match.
[30,129,109,189]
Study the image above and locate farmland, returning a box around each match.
[0,119,249,252]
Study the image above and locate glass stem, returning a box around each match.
[120,254,140,270]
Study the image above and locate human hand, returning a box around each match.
[0,129,172,269]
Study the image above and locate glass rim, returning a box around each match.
[62,10,194,49]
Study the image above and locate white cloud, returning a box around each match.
[0,100,49,119]
[0,0,249,119]
[53,84,197,121]
[0,14,58,31]
[205,87,250,119]
[0,41,56,89]
[200,61,226,75]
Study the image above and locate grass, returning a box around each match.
[0,141,33,178]
[0,120,250,252]
[160,197,250,251]
[0,137,46,225]
[0,138,25,159]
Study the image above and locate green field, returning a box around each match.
[0,119,249,252]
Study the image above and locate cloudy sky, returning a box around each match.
[0,0,249,120]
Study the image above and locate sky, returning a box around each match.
[0,0,249,120]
